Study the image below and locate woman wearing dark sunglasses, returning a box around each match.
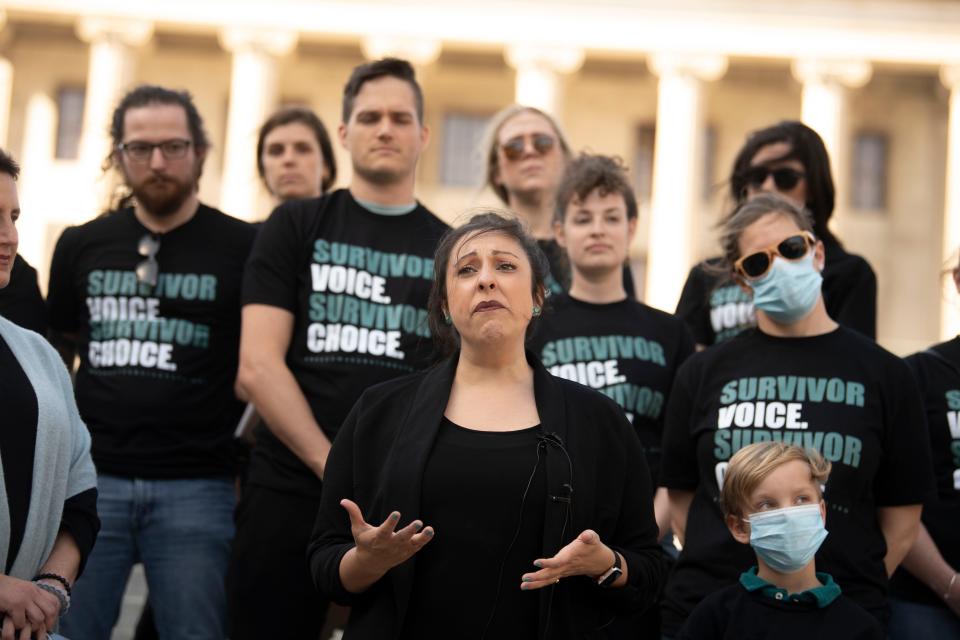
[482,107,639,300]
[676,121,877,347]
[482,105,572,295]
[658,193,931,638]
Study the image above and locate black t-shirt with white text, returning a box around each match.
[47,205,256,478]
[528,293,694,481]
[675,259,755,345]
[241,189,449,496]
[675,240,877,346]
[889,338,960,606]
[659,327,933,633]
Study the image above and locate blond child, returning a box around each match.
[677,442,882,639]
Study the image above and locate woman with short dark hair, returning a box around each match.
[308,211,665,638]
[530,153,694,540]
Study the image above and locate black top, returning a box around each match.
[241,189,449,497]
[0,335,99,575]
[537,239,636,299]
[47,205,256,478]
[675,239,877,346]
[659,327,934,633]
[401,418,545,639]
[677,581,883,640]
[308,351,665,639]
[890,337,960,607]
[529,293,694,481]
[0,255,48,335]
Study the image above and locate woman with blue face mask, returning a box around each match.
[657,193,933,639]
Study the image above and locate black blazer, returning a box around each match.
[308,351,666,639]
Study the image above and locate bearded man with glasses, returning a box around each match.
[47,85,256,640]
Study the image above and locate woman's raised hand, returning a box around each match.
[341,499,434,576]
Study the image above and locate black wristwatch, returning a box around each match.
[596,549,623,587]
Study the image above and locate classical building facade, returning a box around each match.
[2,0,959,354]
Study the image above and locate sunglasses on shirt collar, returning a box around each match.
[500,134,556,161]
[136,233,160,287]
[734,232,816,280]
[742,166,806,191]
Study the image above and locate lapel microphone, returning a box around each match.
[538,432,574,504]
[536,431,575,639]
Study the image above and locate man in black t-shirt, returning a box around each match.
[50,86,256,640]
[229,58,449,639]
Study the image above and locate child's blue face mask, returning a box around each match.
[748,253,822,324]
[745,503,828,573]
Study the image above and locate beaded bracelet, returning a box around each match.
[33,572,71,597]
[34,581,70,616]
[944,572,958,602]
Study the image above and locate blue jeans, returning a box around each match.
[889,596,960,639]
[60,475,235,640]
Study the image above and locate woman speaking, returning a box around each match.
[308,212,664,638]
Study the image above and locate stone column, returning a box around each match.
[941,65,960,339]
[361,36,441,67]
[217,28,297,221]
[0,58,12,150]
[75,17,153,212]
[504,45,584,117]
[791,58,872,216]
[0,9,12,148]
[644,53,727,312]
[360,35,442,109]
[17,92,57,277]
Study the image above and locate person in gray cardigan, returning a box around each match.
[0,149,99,639]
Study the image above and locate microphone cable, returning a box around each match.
[479,439,546,640]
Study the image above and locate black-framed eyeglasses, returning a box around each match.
[117,139,192,163]
[136,233,160,286]
[500,133,556,161]
[743,166,806,192]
